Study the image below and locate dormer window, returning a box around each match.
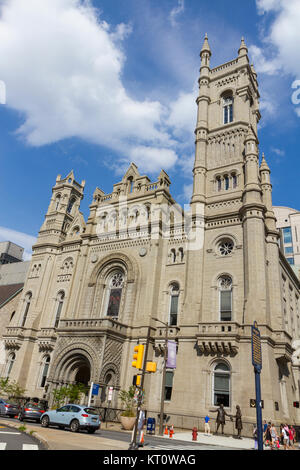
[223,96,233,124]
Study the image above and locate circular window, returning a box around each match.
[218,240,234,256]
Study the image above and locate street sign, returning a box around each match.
[92,384,100,395]
[251,321,262,372]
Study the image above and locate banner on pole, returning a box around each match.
[166,340,177,369]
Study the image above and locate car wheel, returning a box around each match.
[87,429,96,434]
[41,415,50,428]
[70,419,80,433]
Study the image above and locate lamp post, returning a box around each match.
[151,317,179,436]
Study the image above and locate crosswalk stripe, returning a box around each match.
[0,431,21,435]
[22,444,39,450]
[0,443,7,450]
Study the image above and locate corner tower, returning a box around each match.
[36,171,85,246]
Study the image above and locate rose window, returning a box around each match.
[219,240,234,256]
[110,272,124,288]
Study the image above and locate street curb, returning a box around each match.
[0,419,49,450]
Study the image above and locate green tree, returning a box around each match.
[119,386,136,417]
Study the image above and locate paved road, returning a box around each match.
[0,419,238,450]
[0,424,44,450]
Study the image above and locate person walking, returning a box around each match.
[270,423,278,450]
[204,415,211,435]
[282,424,290,450]
[288,425,295,449]
[265,422,272,448]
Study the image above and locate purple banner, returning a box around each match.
[166,340,177,369]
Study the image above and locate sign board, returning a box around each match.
[251,321,262,371]
[92,384,100,396]
[108,386,114,402]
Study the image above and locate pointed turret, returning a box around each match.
[200,33,211,57]
[238,37,248,56]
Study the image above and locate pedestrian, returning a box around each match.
[279,424,284,446]
[263,420,268,434]
[282,424,290,450]
[270,423,278,450]
[253,425,258,450]
[265,422,272,448]
[288,425,295,450]
[204,415,211,435]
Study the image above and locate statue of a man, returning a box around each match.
[210,404,231,434]
[232,405,243,439]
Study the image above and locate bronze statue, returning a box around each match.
[232,405,243,439]
[210,404,231,434]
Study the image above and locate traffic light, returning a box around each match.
[132,344,144,369]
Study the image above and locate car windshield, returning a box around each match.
[6,401,18,406]
[83,408,98,416]
[25,403,43,410]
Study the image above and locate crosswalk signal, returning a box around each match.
[293,401,299,408]
[132,344,144,369]
[132,375,141,387]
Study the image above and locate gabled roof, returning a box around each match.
[0,283,23,309]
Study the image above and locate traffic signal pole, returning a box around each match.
[128,325,154,450]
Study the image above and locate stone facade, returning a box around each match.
[1,36,300,434]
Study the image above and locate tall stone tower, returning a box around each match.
[178,35,296,424]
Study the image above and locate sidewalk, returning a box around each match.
[159,429,255,450]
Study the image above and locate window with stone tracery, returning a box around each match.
[105,271,125,318]
[218,240,234,256]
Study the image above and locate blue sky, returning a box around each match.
[0,0,299,259]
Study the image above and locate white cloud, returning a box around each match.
[0,227,36,261]
[0,0,178,173]
[169,0,185,27]
[253,1,300,78]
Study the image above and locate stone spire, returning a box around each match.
[200,33,211,56]
[238,37,248,56]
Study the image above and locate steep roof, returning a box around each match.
[0,283,23,308]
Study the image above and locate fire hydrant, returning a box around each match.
[169,426,174,438]
[192,427,198,441]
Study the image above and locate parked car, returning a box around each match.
[40,404,101,433]
[0,399,19,418]
[18,402,46,423]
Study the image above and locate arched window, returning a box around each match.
[219,276,233,321]
[169,283,179,326]
[40,355,50,387]
[105,271,125,318]
[21,292,32,327]
[54,291,65,328]
[67,197,76,214]
[6,352,16,378]
[232,173,237,189]
[223,95,233,124]
[216,176,222,192]
[213,362,231,407]
[224,175,229,190]
[55,194,61,211]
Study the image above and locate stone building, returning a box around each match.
[1,36,300,434]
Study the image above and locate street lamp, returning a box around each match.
[151,316,180,435]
